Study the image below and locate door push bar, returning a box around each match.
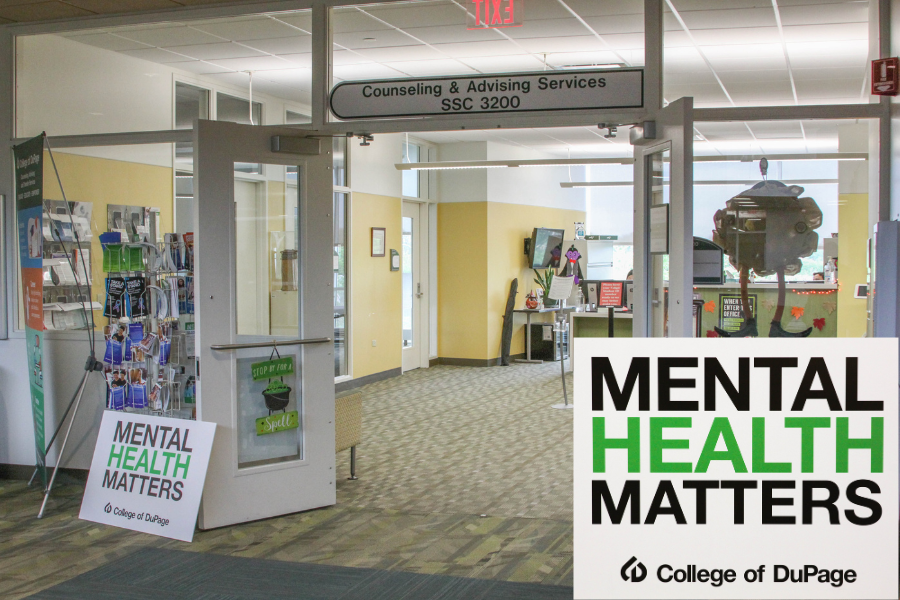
[210,337,332,351]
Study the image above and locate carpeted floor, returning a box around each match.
[28,548,574,599]
[0,363,574,599]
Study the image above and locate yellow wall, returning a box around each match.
[437,202,489,360]
[486,203,584,358]
[437,201,584,362]
[351,192,402,378]
[837,192,868,337]
[41,151,173,329]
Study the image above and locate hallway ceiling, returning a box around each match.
[34,0,872,157]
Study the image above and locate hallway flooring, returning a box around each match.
[0,363,574,599]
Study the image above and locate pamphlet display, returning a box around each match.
[99,220,196,420]
[574,339,898,599]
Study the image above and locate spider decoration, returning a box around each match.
[711,159,822,338]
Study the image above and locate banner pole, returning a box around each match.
[37,368,91,519]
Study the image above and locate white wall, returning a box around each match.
[437,142,488,204]
[486,142,585,212]
[348,133,404,198]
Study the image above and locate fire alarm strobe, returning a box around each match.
[872,57,899,96]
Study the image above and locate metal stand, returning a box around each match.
[36,355,103,519]
[348,446,358,480]
[551,311,573,410]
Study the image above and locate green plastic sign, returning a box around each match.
[251,356,293,381]
[256,410,299,436]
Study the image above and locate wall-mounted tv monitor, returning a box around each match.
[529,227,565,269]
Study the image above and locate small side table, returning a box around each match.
[513,307,566,363]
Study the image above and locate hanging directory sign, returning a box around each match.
[80,411,216,542]
[14,133,47,490]
[330,68,643,119]
[573,338,898,599]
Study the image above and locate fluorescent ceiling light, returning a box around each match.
[394,157,633,171]
[558,63,624,69]
[561,178,839,188]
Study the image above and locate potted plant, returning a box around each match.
[534,268,557,308]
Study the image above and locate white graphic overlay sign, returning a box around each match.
[574,338,898,599]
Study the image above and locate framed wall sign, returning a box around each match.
[390,249,400,271]
[371,227,385,257]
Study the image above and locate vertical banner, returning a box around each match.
[14,134,46,488]
[574,339,898,599]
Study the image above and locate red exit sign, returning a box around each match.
[872,57,899,96]
[468,0,524,30]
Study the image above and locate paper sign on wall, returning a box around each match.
[574,338,898,599]
[80,412,216,542]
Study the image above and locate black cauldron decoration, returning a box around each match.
[262,378,291,415]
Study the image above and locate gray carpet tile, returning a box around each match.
[27,547,574,600]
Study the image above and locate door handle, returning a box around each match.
[415,282,424,298]
[211,337,332,351]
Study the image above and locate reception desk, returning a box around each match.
[694,282,838,338]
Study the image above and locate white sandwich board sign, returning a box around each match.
[80,411,216,542]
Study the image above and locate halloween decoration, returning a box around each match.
[712,158,822,337]
[560,245,584,284]
[499,278,518,366]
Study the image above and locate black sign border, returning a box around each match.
[329,68,644,120]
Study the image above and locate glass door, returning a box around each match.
[633,98,694,337]
[401,201,422,372]
[194,120,335,529]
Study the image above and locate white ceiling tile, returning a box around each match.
[778,3,868,26]
[747,121,804,138]
[691,27,781,46]
[241,35,311,55]
[664,82,730,103]
[333,29,423,50]
[782,22,868,43]
[62,32,150,52]
[248,79,307,102]
[332,9,396,33]
[460,54,546,73]
[792,66,863,81]
[717,70,792,84]
[280,54,312,69]
[120,47,195,63]
[503,19,593,39]
[357,3,465,28]
[664,70,720,85]
[333,62,411,80]
[675,7,777,29]
[332,49,375,66]
[786,40,869,68]
[205,55,298,71]
[430,39,523,58]
[581,14,645,35]
[192,17,299,41]
[252,68,311,85]
[726,81,795,102]
[352,45,446,63]
[382,58,476,76]
[112,25,224,47]
[170,60,234,75]
[514,1,573,20]
[545,51,629,68]
[564,0,643,17]
[664,30,693,48]
[594,32,645,50]
[796,78,866,99]
[515,35,607,53]
[401,24,508,44]
[267,12,312,32]
[164,42,265,61]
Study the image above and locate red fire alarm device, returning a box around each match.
[872,57,899,96]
